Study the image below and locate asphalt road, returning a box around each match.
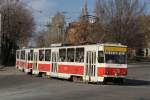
[0,63,150,100]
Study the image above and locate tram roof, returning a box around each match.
[49,43,127,47]
[16,43,127,51]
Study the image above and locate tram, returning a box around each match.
[16,49,25,71]
[16,43,127,83]
[16,48,33,73]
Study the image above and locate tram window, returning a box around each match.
[30,50,33,60]
[45,49,51,61]
[67,48,75,62]
[39,50,45,61]
[16,51,19,59]
[23,52,25,60]
[75,48,84,62]
[28,52,31,60]
[21,51,22,59]
[98,51,104,63]
[105,52,126,64]
[59,49,66,62]
[23,51,25,60]
[21,51,25,60]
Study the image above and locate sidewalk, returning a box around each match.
[0,65,4,69]
[0,66,24,76]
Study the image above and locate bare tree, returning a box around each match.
[95,0,146,49]
[0,0,35,66]
[66,2,105,44]
[36,31,45,48]
[66,21,88,44]
[140,15,150,48]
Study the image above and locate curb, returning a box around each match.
[0,65,4,69]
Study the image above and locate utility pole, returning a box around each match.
[0,13,2,65]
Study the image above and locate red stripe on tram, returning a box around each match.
[38,64,51,72]
[97,67,127,76]
[58,65,84,75]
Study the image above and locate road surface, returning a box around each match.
[0,63,150,100]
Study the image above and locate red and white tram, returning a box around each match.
[16,43,127,83]
[24,49,33,73]
[32,48,51,76]
[16,49,25,71]
[16,48,33,74]
[16,49,20,69]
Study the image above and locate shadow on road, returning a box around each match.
[124,79,150,86]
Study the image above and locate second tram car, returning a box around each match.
[16,43,127,83]
[16,48,33,74]
[16,49,26,71]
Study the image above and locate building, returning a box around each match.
[143,43,150,57]
[143,16,150,58]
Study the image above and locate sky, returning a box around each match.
[23,0,95,31]
[22,0,150,32]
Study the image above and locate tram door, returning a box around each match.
[33,52,38,71]
[25,53,27,68]
[25,51,30,68]
[51,52,58,73]
[85,51,96,81]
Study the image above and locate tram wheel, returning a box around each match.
[41,73,47,79]
[72,76,83,83]
[114,78,125,85]
[72,76,78,82]
[28,70,32,75]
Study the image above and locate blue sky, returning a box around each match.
[23,0,150,31]
[23,0,95,31]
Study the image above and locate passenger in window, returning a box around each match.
[70,56,74,62]
[39,55,44,61]
[45,56,49,61]
[60,57,64,62]
[107,59,115,63]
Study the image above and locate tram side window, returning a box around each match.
[67,48,75,62]
[39,50,45,61]
[28,52,31,60]
[98,51,104,63]
[30,50,33,60]
[45,49,51,61]
[23,51,25,60]
[76,48,84,62]
[59,49,66,62]
[21,51,25,60]
[16,51,19,59]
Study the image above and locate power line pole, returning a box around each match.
[0,13,2,65]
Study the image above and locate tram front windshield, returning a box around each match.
[98,51,126,64]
